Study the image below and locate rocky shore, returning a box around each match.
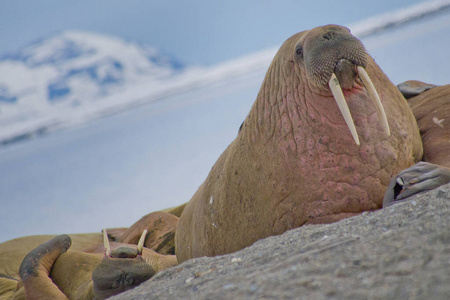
[113,184,450,300]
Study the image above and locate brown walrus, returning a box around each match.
[401,81,450,168]
[174,25,448,262]
[383,82,450,206]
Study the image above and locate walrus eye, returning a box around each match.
[295,46,303,58]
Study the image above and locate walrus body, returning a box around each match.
[405,83,450,168]
[382,82,450,206]
[175,25,423,262]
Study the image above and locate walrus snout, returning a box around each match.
[93,229,155,299]
[328,64,390,145]
[334,59,358,90]
[303,25,367,88]
[92,256,155,299]
[299,25,390,145]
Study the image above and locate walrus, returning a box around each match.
[0,211,179,299]
[383,81,450,206]
[1,24,450,298]
[15,231,176,299]
[174,25,449,262]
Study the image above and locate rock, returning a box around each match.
[112,184,450,300]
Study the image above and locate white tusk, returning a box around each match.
[102,229,111,257]
[328,73,360,145]
[137,229,147,255]
[357,66,390,137]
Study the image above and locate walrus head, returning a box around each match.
[293,25,390,145]
[92,230,155,299]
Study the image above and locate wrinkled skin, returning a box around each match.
[175,25,425,262]
[0,211,178,299]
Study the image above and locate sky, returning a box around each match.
[1,0,449,242]
[0,0,427,65]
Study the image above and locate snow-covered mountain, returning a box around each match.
[1,0,449,147]
[0,31,185,145]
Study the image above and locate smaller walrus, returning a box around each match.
[0,211,179,299]
[401,81,450,168]
[175,24,424,262]
[15,231,167,299]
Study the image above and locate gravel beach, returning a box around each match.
[113,183,450,300]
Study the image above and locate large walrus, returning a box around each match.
[174,25,450,261]
[1,24,449,299]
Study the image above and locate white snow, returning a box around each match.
[348,0,450,37]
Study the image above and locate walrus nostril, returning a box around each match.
[322,32,336,40]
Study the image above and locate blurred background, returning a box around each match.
[1,0,449,242]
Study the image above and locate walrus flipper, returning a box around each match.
[397,80,438,99]
[383,162,450,207]
[19,234,71,299]
[46,230,174,300]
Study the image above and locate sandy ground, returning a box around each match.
[113,183,450,300]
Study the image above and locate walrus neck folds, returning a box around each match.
[243,58,295,144]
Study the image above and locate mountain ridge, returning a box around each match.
[1,0,449,147]
[0,30,186,145]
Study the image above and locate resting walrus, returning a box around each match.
[1,24,449,299]
[175,24,448,262]
[0,211,179,299]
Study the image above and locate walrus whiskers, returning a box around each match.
[328,73,360,145]
[357,66,391,137]
[137,230,147,255]
[102,229,111,257]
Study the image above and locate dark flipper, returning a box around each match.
[397,80,438,99]
[19,234,71,299]
[383,162,450,207]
